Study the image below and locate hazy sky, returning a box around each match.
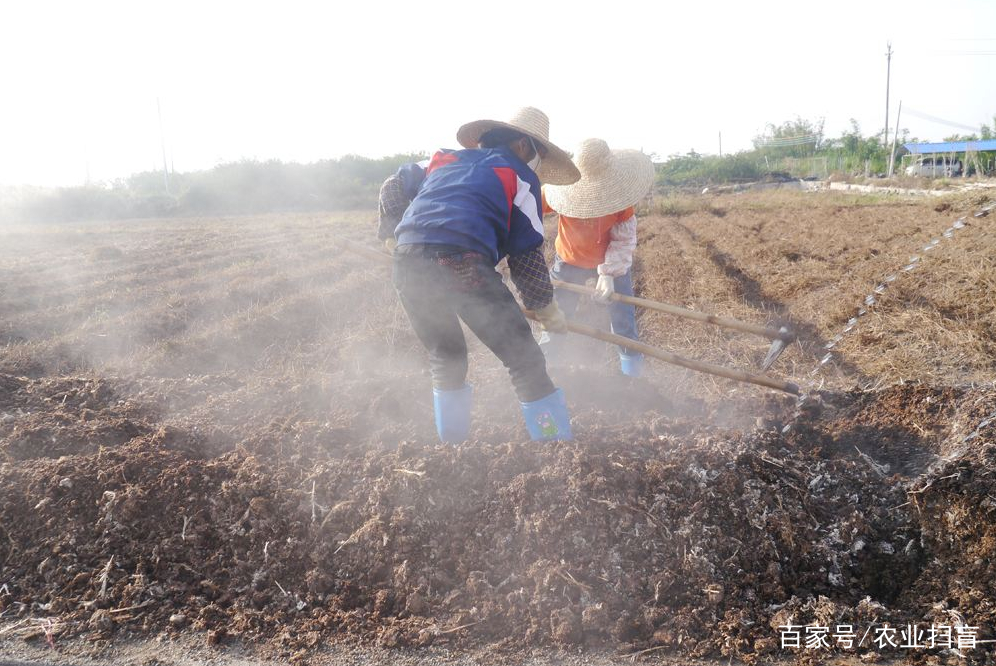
[2,0,994,187]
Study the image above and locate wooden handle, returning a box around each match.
[530,315,799,395]
[340,238,397,264]
[337,239,800,395]
[551,279,793,342]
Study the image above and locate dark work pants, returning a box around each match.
[393,245,555,403]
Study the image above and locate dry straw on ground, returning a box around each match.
[1,191,995,664]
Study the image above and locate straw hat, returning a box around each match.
[543,139,655,218]
[456,107,581,186]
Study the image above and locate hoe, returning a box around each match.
[338,239,799,396]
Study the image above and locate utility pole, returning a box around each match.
[888,100,902,177]
[884,42,893,149]
[157,98,170,195]
[718,131,723,157]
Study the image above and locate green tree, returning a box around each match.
[979,115,995,140]
[822,120,883,162]
[752,117,825,158]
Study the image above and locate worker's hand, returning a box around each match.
[533,300,568,334]
[593,274,615,303]
[384,237,398,252]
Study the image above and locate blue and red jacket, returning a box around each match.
[394,147,545,264]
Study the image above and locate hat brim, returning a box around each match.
[457,119,581,186]
[543,150,655,218]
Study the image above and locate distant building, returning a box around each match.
[902,140,996,177]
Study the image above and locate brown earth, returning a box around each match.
[1,191,995,665]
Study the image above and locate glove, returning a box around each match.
[532,300,568,334]
[384,237,398,252]
[594,274,615,303]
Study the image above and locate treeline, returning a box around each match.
[0,154,425,224]
[657,115,996,187]
[5,115,995,223]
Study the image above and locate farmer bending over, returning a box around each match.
[383,107,581,443]
[540,139,655,377]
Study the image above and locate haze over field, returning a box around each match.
[2,192,996,660]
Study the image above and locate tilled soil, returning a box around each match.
[2,377,993,665]
[1,196,995,665]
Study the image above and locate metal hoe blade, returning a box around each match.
[761,327,791,371]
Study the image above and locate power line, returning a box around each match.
[928,50,996,55]
[904,107,981,133]
[757,135,820,147]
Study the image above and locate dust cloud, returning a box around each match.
[3,193,996,660]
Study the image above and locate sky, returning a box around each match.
[1,0,995,187]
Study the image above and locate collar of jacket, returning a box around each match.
[488,145,531,172]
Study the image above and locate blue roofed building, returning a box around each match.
[903,140,996,155]
[901,140,996,177]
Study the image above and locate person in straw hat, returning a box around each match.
[381,107,581,444]
[540,138,655,378]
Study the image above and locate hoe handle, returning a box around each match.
[528,314,799,395]
[338,238,800,395]
[550,279,793,342]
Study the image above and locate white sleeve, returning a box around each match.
[597,215,637,277]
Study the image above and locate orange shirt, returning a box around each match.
[542,193,634,269]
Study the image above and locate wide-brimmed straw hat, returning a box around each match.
[543,138,655,218]
[456,107,581,186]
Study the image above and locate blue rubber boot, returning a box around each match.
[619,352,644,378]
[520,388,572,441]
[433,385,472,444]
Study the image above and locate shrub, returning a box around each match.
[0,154,426,224]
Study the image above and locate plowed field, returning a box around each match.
[1,190,995,665]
